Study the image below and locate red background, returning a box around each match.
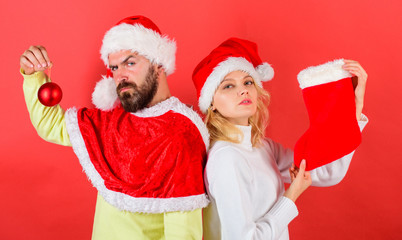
[1,0,401,239]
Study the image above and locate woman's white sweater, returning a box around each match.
[203,115,368,240]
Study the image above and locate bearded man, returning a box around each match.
[20,16,209,240]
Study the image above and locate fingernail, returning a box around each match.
[42,63,47,67]
[301,159,306,164]
[37,64,41,68]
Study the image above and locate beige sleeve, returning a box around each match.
[22,70,71,146]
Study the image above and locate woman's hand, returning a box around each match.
[20,45,52,75]
[284,160,312,202]
[289,163,298,181]
[342,59,368,121]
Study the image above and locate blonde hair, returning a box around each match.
[205,83,270,148]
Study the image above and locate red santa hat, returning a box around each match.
[294,59,362,170]
[192,38,274,113]
[92,15,176,111]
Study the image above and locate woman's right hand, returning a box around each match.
[284,160,312,202]
[20,45,52,75]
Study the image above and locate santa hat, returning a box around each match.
[192,38,274,113]
[294,59,362,171]
[92,15,177,111]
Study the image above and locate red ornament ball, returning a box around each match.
[38,82,63,106]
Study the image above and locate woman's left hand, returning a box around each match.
[289,163,298,181]
[342,59,368,121]
[285,160,312,202]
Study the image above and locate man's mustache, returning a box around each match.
[116,81,138,94]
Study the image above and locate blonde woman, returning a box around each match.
[192,38,368,240]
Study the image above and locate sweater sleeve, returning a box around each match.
[266,139,294,184]
[269,114,369,186]
[206,146,298,240]
[22,70,71,146]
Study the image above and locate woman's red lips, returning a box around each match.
[239,99,252,105]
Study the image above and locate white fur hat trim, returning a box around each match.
[100,23,176,75]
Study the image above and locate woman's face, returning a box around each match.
[212,70,258,126]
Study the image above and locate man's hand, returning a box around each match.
[20,45,52,75]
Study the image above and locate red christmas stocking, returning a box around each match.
[294,59,361,170]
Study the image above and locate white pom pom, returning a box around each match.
[256,62,274,81]
[91,76,120,111]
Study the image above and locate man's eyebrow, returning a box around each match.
[109,55,137,68]
[122,55,136,64]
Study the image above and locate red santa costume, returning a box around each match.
[63,16,209,214]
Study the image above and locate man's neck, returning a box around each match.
[148,92,172,107]
[149,73,171,107]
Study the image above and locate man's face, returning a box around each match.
[108,50,159,112]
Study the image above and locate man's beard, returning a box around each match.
[116,66,159,112]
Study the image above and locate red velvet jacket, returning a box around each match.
[65,97,209,213]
